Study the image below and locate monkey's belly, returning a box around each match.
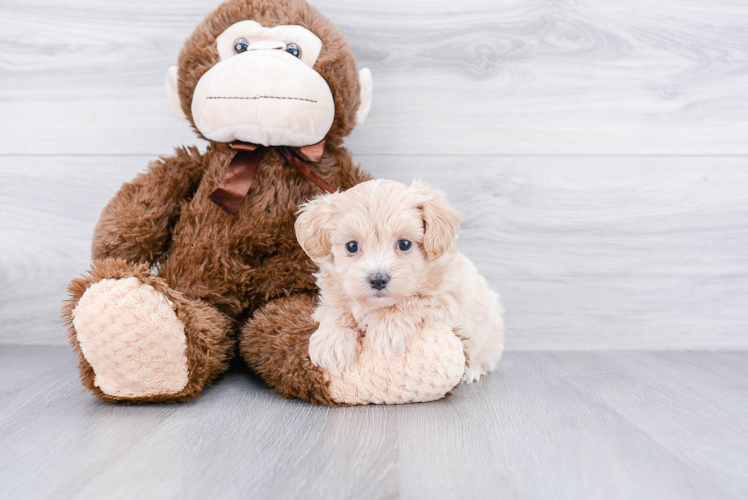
[161,219,312,317]
[159,235,257,316]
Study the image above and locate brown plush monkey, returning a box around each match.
[63,0,465,406]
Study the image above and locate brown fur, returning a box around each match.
[64,0,372,405]
[239,294,339,406]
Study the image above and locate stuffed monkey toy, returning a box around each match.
[62,0,465,406]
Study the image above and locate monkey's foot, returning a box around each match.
[327,325,466,405]
[72,277,189,398]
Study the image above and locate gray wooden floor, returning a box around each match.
[1,346,746,500]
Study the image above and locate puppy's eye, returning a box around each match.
[286,43,301,58]
[233,38,250,54]
[397,240,412,251]
[345,241,359,254]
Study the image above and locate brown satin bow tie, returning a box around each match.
[208,140,337,215]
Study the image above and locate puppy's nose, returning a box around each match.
[369,272,389,290]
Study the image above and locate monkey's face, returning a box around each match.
[193,21,334,147]
[168,10,373,148]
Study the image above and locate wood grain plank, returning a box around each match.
[2,155,747,349]
[66,383,399,500]
[1,0,747,155]
[2,347,747,499]
[579,351,748,499]
[397,351,748,500]
[0,347,399,500]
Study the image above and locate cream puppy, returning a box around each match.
[295,179,505,382]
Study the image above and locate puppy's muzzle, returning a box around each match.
[368,272,389,291]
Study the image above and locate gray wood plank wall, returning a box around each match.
[1,0,747,348]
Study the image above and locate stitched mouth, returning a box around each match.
[206,95,317,103]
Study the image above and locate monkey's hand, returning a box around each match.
[92,146,205,265]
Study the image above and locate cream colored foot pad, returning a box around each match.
[72,277,189,398]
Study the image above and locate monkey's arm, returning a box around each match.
[92,146,205,264]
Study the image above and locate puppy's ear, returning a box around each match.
[411,181,461,261]
[295,193,337,261]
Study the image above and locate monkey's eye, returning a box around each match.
[397,240,412,252]
[286,43,301,58]
[233,38,249,54]
[345,241,359,254]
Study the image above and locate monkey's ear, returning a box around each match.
[295,193,338,261]
[411,181,461,261]
[356,68,373,125]
[165,66,188,121]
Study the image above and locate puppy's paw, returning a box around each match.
[309,325,359,377]
[365,313,417,358]
[462,366,486,384]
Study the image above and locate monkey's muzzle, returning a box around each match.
[192,50,335,147]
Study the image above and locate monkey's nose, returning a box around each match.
[369,273,389,291]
